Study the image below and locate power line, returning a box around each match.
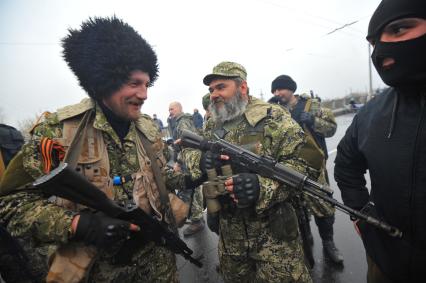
[0,42,58,46]
[324,20,359,36]
[254,0,365,36]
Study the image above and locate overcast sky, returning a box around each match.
[0,0,385,128]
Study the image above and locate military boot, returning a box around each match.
[183,218,205,237]
[315,215,344,264]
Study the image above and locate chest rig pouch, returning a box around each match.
[215,115,269,216]
[134,129,189,228]
[52,115,113,210]
[47,110,113,283]
[217,111,299,241]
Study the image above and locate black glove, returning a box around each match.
[74,211,132,248]
[200,151,221,173]
[268,95,286,106]
[232,173,260,208]
[300,112,315,126]
[177,187,194,204]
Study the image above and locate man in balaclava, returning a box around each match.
[0,17,190,282]
[334,0,426,281]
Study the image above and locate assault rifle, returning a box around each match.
[32,163,202,267]
[180,129,402,238]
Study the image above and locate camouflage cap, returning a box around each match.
[203,61,247,85]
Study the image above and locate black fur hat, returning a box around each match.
[62,16,158,100]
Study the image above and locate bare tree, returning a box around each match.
[17,112,44,141]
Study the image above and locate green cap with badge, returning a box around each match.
[203,61,247,85]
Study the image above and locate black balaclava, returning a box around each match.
[367,0,426,88]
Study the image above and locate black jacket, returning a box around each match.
[334,87,426,281]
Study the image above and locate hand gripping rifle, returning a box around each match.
[181,129,402,239]
[32,163,203,267]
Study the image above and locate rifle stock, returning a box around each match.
[32,163,202,267]
[181,129,402,239]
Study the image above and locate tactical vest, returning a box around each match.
[47,104,178,283]
[290,98,326,168]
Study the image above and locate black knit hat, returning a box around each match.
[271,75,297,93]
[62,16,158,100]
[367,0,426,42]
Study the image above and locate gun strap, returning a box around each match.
[63,109,95,169]
[304,98,312,113]
[137,130,178,229]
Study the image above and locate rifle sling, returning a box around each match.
[63,109,95,169]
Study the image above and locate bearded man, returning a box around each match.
[182,61,324,282]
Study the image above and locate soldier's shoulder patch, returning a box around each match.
[245,97,274,127]
[56,98,94,122]
[135,114,160,142]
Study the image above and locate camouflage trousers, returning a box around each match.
[189,186,204,221]
[0,238,177,283]
[304,193,335,218]
[88,242,178,282]
[217,203,312,283]
[304,167,335,218]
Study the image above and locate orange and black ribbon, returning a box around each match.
[40,137,65,173]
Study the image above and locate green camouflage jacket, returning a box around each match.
[0,98,183,281]
[182,96,321,214]
[312,106,337,138]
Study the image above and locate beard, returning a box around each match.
[210,90,248,123]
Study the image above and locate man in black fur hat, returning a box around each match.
[0,17,190,282]
[334,0,426,281]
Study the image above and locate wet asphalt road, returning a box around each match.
[176,113,368,283]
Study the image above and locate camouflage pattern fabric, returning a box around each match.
[203,61,247,85]
[171,113,196,142]
[304,105,336,218]
[0,100,181,282]
[183,97,318,282]
[303,173,334,218]
[190,187,204,221]
[172,111,205,222]
[313,107,337,138]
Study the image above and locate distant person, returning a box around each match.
[192,108,203,130]
[0,124,24,180]
[269,75,343,264]
[168,102,194,142]
[335,0,426,282]
[167,102,205,235]
[349,98,356,109]
[202,93,211,121]
[152,113,164,131]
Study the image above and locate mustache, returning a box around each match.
[212,97,225,104]
[126,98,145,105]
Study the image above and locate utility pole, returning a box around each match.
[367,43,374,102]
